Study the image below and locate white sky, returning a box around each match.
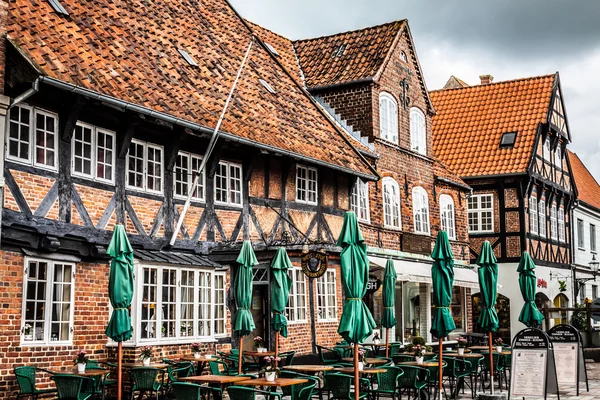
[229,0,600,182]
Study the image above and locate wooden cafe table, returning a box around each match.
[181,374,249,392]
[121,361,169,369]
[236,377,309,387]
[342,357,388,366]
[283,365,334,373]
[180,354,217,375]
[57,368,110,377]
[333,367,386,375]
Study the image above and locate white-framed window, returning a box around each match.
[410,107,427,155]
[126,140,163,194]
[214,161,242,207]
[316,269,337,322]
[412,186,430,235]
[577,219,585,249]
[351,178,370,223]
[558,208,566,242]
[468,194,494,233]
[21,258,75,345]
[296,165,318,205]
[538,199,546,238]
[138,265,226,343]
[529,196,538,235]
[72,122,116,183]
[591,224,597,253]
[379,92,398,143]
[382,178,401,229]
[286,268,308,323]
[174,151,205,201]
[550,204,558,240]
[554,147,562,169]
[543,137,551,162]
[7,104,58,170]
[440,194,456,240]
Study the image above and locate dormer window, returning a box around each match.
[332,44,347,58]
[265,43,280,56]
[500,132,517,148]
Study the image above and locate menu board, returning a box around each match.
[511,349,548,397]
[553,343,578,385]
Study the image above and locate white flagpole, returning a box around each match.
[169,40,254,246]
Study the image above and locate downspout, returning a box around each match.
[10,78,40,107]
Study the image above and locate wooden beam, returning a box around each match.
[163,127,185,238]
[115,123,136,224]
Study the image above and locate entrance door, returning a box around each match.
[242,265,270,352]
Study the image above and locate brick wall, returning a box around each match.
[315,83,374,139]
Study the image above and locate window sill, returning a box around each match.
[383,224,402,231]
[295,199,318,206]
[287,320,309,325]
[20,341,73,347]
[413,231,430,236]
[316,319,338,324]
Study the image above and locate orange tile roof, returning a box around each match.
[568,151,600,210]
[7,0,376,179]
[430,74,556,177]
[293,21,404,88]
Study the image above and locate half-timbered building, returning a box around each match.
[431,74,576,340]
[0,0,380,395]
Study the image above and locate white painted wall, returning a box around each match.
[573,204,600,267]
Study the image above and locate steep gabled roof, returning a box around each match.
[293,21,404,88]
[568,151,600,211]
[430,74,556,178]
[7,0,376,179]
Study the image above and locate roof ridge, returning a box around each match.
[244,18,291,42]
[293,19,405,44]
[430,73,556,94]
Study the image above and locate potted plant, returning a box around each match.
[456,336,468,355]
[191,343,202,359]
[261,356,281,381]
[412,344,426,365]
[254,336,266,352]
[73,350,88,373]
[23,324,33,341]
[357,349,366,370]
[373,331,381,345]
[140,345,153,366]
[494,338,504,353]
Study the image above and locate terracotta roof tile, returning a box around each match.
[568,151,600,210]
[293,21,404,88]
[7,0,376,179]
[430,74,556,177]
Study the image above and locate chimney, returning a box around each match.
[479,74,494,85]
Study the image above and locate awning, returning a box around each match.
[134,249,222,268]
[369,256,479,289]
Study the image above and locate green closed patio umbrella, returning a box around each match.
[337,211,376,400]
[381,259,397,358]
[430,231,456,398]
[105,224,134,400]
[476,241,499,394]
[234,240,258,374]
[517,251,545,327]
[270,247,293,360]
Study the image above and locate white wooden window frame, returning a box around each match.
[577,219,585,250]
[529,196,538,235]
[468,194,494,233]
[295,164,318,205]
[410,107,427,155]
[550,204,558,240]
[558,208,566,242]
[126,139,164,195]
[543,137,551,162]
[174,151,206,202]
[214,161,243,207]
[440,194,456,240]
[538,199,546,238]
[591,224,597,253]
[71,122,116,184]
[383,178,401,229]
[21,257,75,346]
[554,148,562,169]
[412,186,430,235]
[135,263,226,344]
[286,268,308,324]
[379,92,398,144]
[351,178,370,223]
[316,269,337,322]
[6,104,59,171]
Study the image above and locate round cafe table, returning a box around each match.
[342,357,388,366]
[58,368,110,377]
[397,361,440,367]
[283,365,334,373]
[181,354,217,375]
[333,367,386,374]
[444,352,484,359]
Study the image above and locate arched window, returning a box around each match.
[440,194,456,239]
[412,186,430,235]
[379,92,398,144]
[410,108,426,155]
[382,178,401,228]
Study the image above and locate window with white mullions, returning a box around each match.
[550,204,558,240]
[197,271,212,337]
[591,224,597,253]
[412,186,430,235]
[34,110,57,168]
[440,194,456,240]
[538,200,546,238]
[8,105,32,162]
[22,259,75,345]
[180,270,194,338]
[96,129,115,181]
[140,267,158,339]
[351,178,370,223]
[214,161,243,207]
[126,140,163,194]
[468,194,494,233]
[213,274,226,336]
[72,122,115,183]
[577,219,585,250]
[296,165,318,205]
[383,178,401,229]
[529,196,538,235]
[174,152,205,201]
[379,92,398,143]
[160,268,177,339]
[543,137,551,162]
[410,107,426,155]
[286,268,308,323]
[558,208,566,242]
[554,147,562,169]
[317,270,337,321]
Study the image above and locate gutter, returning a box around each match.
[435,176,471,192]
[39,76,378,181]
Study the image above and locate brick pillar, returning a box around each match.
[419,283,432,343]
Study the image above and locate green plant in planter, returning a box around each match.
[405,336,432,353]
[571,304,588,331]
[558,280,568,292]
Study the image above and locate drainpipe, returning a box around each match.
[0,94,11,247]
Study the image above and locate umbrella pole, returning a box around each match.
[239,337,243,375]
[489,331,494,395]
[385,328,390,358]
[354,342,360,400]
[438,338,443,400]
[275,331,280,365]
[117,341,122,400]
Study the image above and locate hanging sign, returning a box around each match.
[366,275,381,294]
[548,324,589,395]
[510,328,559,400]
[301,251,328,278]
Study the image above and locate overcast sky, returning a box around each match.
[230,0,600,181]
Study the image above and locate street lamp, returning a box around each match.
[574,255,599,302]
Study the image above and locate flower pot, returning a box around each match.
[496,346,503,353]
[24,334,33,341]
[194,353,201,359]
[142,358,151,366]
[373,339,380,345]
[265,371,276,382]
[358,362,364,371]
[458,348,465,356]
[258,347,267,353]
[415,357,424,365]
[77,363,86,374]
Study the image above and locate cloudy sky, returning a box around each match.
[230,0,600,181]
